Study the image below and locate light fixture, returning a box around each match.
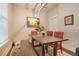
[41,3,46,7]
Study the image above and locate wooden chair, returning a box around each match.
[31,31,40,46]
[54,32,64,54]
[47,31,53,36]
[31,31,38,36]
[47,31,53,46]
[45,31,53,52]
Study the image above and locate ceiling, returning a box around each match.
[12,3,59,10]
[13,3,36,9]
[12,3,59,16]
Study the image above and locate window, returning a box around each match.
[0,3,8,44]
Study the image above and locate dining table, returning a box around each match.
[31,35,68,56]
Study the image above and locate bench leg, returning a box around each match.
[32,38,34,47]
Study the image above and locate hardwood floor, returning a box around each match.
[10,40,73,56]
[62,47,75,56]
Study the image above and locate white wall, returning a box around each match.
[47,6,59,31]
[39,10,48,31]
[48,3,79,52]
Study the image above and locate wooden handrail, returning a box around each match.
[6,42,15,56]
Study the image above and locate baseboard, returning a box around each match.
[62,47,76,56]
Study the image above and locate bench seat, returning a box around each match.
[20,40,37,56]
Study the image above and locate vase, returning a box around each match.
[37,32,41,35]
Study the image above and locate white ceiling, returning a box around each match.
[13,3,37,9]
[46,3,59,10]
[12,3,59,16]
[12,3,59,10]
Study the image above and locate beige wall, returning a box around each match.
[12,5,48,43]
[48,3,79,52]
[8,3,14,40]
[13,6,34,43]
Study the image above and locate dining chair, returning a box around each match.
[47,31,53,46]
[31,31,38,36]
[54,32,64,54]
[45,31,53,52]
[47,31,53,36]
[31,31,41,46]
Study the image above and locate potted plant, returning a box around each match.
[35,26,44,34]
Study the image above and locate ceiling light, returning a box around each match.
[41,3,46,7]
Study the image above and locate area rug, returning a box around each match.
[10,44,71,56]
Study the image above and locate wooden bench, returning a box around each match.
[20,40,37,56]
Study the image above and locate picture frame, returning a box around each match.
[27,17,40,28]
[64,14,74,25]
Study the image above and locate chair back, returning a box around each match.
[47,31,53,36]
[54,32,64,39]
[31,31,37,36]
[54,32,64,50]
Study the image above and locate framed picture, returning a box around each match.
[27,17,40,28]
[64,14,74,25]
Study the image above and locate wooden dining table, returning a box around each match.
[31,35,68,56]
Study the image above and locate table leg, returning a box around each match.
[42,44,45,56]
[53,42,57,56]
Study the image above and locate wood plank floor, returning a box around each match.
[10,40,37,56]
[10,40,71,56]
